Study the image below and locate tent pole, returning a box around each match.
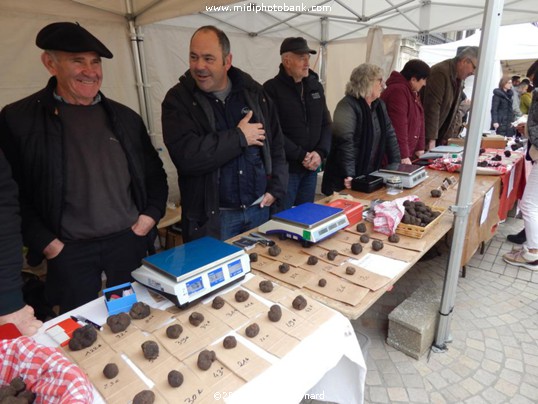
[320,17,328,86]
[434,0,504,350]
[135,25,155,134]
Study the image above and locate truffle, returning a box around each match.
[259,280,273,293]
[141,340,159,360]
[326,250,338,261]
[249,252,258,262]
[129,302,151,320]
[132,390,155,404]
[345,266,356,275]
[9,377,25,394]
[235,290,250,302]
[504,150,511,157]
[106,312,131,334]
[307,256,318,265]
[268,245,281,257]
[359,234,370,243]
[0,386,16,400]
[388,234,400,243]
[197,349,216,370]
[68,324,97,351]
[351,243,363,255]
[372,240,384,251]
[103,363,119,379]
[1,397,27,404]
[211,296,225,309]
[278,263,290,273]
[318,278,327,287]
[166,324,183,339]
[491,154,502,161]
[17,390,36,403]
[189,312,205,326]
[245,323,260,338]
[223,335,237,349]
[167,370,184,388]
[268,305,282,322]
[430,189,442,198]
[356,222,367,233]
[292,295,307,310]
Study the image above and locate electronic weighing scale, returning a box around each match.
[370,163,427,188]
[131,237,250,308]
[258,202,349,245]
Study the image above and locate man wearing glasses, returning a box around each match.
[422,46,479,150]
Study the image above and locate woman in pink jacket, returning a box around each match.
[381,59,431,164]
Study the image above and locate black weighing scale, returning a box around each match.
[131,237,250,308]
[258,203,349,245]
[370,163,427,188]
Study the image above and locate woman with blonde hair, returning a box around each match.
[321,63,400,195]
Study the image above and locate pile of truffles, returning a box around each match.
[401,200,440,227]
[69,324,97,351]
[0,376,36,403]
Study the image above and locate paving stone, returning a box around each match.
[481,386,508,404]
[369,387,389,403]
[406,388,429,403]
[520,382,538,401]
[481,358,502,373]
[401,373,425,388]
[494,378,519,397]
[366,370,382,386]
[387,387,408,402]
[461,377,484,395]
[473,368,497,386]
[500,368,523,385]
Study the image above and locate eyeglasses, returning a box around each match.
[469,59,477,72]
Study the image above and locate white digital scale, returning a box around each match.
[131,237,250,308]
[258,203,349,245]
[370,163,427,189]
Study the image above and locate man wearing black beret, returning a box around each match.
[0,22,168,313]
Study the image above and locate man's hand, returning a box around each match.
[259,193,275,208]
[427,139,436,151]
[302,151,322,171]
[132,214,156,236]
[238,111,265,146]
[401,157,412,165]
[43,238,64,260]
[492,123,499,129]
[344,176,353,189]
[0,305,42,337]
[415,150,425,158]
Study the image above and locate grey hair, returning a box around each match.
[455,46,479,63]
[345,63,383,99]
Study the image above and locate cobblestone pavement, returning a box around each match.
[352,217,538,404]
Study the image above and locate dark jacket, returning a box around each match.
[0,148,24,316]
[161,67,288,242]
[491,88,515,137]
[380,70,425,159]
[321,95,400,195]
[422,58,463,142]
[263,66,332,173]
[0,77,168,262]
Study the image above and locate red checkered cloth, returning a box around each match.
[0,337,93,403]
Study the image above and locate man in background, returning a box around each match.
[264,37,331,210]
[422,46,479,150]
[162,26,287,242]
[0,22,168,313]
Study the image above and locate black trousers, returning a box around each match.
[45,229,148,314]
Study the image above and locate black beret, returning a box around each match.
[280,37,316,55]
[36,22,113,59]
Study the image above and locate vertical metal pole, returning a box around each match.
[319,17,328,86]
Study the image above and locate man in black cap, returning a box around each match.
[162,25,287,242]
[0,22,168,313]
[264,37,331,209]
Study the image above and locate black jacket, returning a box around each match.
[0,148,24,316]
[0,77,168,261]
[264,66,332,173]
[162,67,288,242]
[322,95,400,195]
[491,88,515,137]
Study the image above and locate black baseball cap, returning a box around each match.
[36,22,113,59]
[280,37,316,55]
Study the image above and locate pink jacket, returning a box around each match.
[381,71,425,159]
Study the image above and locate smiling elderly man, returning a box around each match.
[0,22,168,314]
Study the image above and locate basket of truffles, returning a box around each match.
[395,200,444,239]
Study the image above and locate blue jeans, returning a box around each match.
[219,205,270,240]
[282,170,318,210]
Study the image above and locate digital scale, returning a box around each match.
[258,203,349,245]
[370,163,427,189]
[131,237,250,308]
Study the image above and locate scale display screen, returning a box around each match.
[186,276,204,296]
[208,267,225,287]
[228,259,243,277]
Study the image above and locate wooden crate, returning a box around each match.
[396,206,446,239]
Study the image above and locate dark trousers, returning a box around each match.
[45,229,148,313]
